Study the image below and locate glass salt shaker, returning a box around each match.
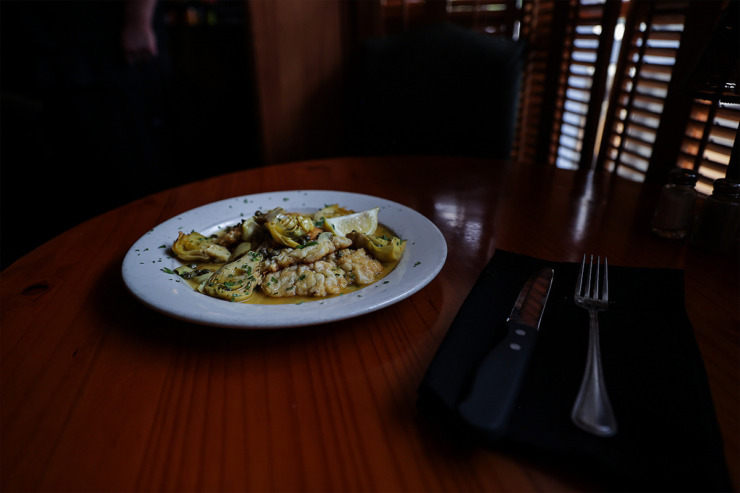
[651,167,699,239]
[691,178,740,253]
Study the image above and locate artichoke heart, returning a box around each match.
[174,265,213,283]
[228,241,253,262]
[347,232,406,262]
[263,208,316,248]
[241,216,262,242]
[172,231,231,263]
[203,252,264,302]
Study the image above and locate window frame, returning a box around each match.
[353,0,738,188]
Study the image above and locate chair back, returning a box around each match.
[345,23,524,159]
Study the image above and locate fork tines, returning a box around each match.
[576,254,609,304]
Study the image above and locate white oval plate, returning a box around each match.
[122,190,447,329]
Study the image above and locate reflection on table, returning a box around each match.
[1,156,737,492]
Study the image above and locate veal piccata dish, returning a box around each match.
[165,204,406,304]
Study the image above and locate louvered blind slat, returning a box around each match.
[625,120,657,137]
[628,46,679,59]
[371,0,735,184]
[595,0,693,181]
[648,30,683,42]
[624,107,661,123]
[639,63,675,78]
[623,135,654,154]
[627,92,667,108]
[635,79,670,92]
[704,141,733,165]
[679,99,739,194]
[708,124,738,143]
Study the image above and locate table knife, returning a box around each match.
[457,267,555,439]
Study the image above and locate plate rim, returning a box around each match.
[121,190,447,329]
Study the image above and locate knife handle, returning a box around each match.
[457,321,537,439]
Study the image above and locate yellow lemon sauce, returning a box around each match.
[181,223,401,305]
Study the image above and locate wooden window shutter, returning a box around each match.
[595,0,737,189]
[596,0,692,181]
[515,0,563,166]
[445,0,523,36]
[541,0,621,169]
[353,0,737,179]
[371,0,523,37]
[675,1,739,194]
[678,100,740,194]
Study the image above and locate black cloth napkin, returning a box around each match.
[418,250,733,491]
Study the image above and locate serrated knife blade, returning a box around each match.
[457,267,555,439]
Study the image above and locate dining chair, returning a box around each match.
[343,22,524,160]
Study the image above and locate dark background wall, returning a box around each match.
[0,0,261,269]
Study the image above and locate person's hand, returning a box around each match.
[121,22,158,64]
[121,0,158,64]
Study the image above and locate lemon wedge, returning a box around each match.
[324,207,379,237]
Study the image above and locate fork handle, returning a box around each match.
[570,310,618,437]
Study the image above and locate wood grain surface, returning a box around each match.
[1,156,737,491]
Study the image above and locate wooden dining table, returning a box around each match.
[1,155,737,491]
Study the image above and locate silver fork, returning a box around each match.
[570,254,618,437]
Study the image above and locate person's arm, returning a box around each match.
[120,0,158,64]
